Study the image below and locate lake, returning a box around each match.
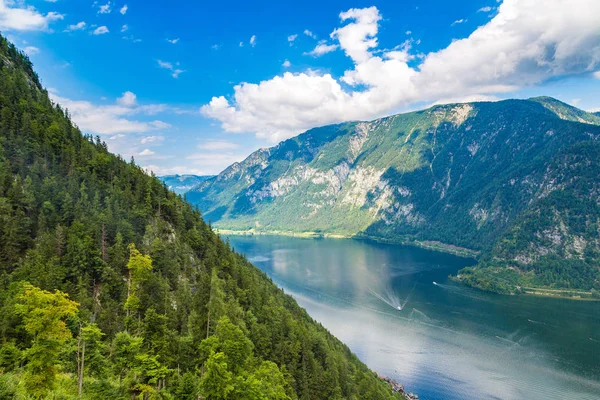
[227,235,600,400]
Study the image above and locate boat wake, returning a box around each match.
[369,285,415,311]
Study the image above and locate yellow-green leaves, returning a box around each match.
[125,243,153,316]
[15,283,78,345]
[14,283,78,398]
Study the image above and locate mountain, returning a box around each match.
[0,35,402,399]
[187,97,600,296]
[159,174,213,195]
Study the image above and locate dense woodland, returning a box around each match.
[0,35,401,399]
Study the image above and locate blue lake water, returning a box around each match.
[228,235,600,400]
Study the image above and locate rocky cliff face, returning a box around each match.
[187,97,600,292]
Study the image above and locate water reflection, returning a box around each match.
[230,235,600,400]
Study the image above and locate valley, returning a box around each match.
[184,98,600,296]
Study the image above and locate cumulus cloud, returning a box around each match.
[65,21,86,32]
[141,135,163,144]
[98,2,111,14]
[249,35,256,47]
[120,4,128,15]
[287,34,297,45]
[23,45,39,55]
[332,6,381,63]
[305,41,338,57]
[138,149,155,156]
[93,26,109,35]
[303,29,316,38]
[0,0,63,31]
[167,38,179,44]
[478,6,493,12]
[202,1,600,142]
[282,59,291,68]
[452,19,467,26]
[50,92,171,136]
[157,60,185,78]
[117,91,137,107]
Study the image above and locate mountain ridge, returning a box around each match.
[159,174,214,195]
[187,96,600,295]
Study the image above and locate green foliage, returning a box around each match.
[14,284,79,397]
[0,34,400,399]
[200,351,235,399]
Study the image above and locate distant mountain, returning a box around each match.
[187,97,600,295]
[159,174,213,195]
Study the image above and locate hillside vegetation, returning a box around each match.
[187,96,600,295]
[0,35,401,399]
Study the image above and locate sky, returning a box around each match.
[2,0,600,176]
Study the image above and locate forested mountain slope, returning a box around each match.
[0,35,401,399]
[187,97,600,294]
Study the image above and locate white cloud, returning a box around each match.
[120,24,128,32]
[305,41,338,57]
[98,2,111,14]
[593,71,600,79]
[50,93,171,136]
[157,60,173,69]
[157,59,185,78]
[23,45,39,55]
[287,34,297,45]
[452,19,467,26]
[250,35,256,47]
[140,165,203,177]
[93,26,109,35]
[478,6,493,12]
[166,38,179,44]
[332,6,381,63]
[120,4,127,15]
[184,152,250,174]
[406,30,412,35]
[65,21,86,32]
[202,1,600,142]
[197,140,239,151]
[0,0,63,31]
[141,135,163,144]
[117,91,137,107]
[303,29,316,38]
[282,59,291,68]
[239,41,243,47]
[142,144,253,176]
[122,35,141,42]
[139,148,155,156]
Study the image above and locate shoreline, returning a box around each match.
[452,275,599,302]
[218,228,598,301]
[214,228,479,259]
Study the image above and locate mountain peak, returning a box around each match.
[528,96,600,125]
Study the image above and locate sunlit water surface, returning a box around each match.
[228,235,600,400]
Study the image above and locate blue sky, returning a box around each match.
[3,0,600,175]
